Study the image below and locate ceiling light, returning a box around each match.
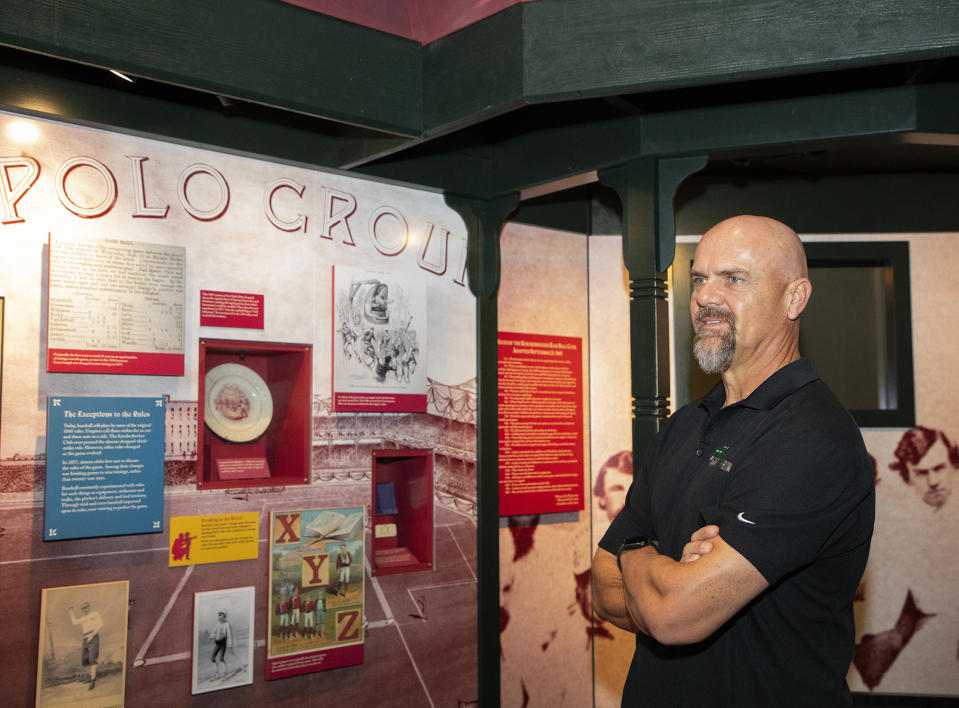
[6,120,40,143]
[109,69,135,83]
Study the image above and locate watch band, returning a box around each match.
[616,536,652,570]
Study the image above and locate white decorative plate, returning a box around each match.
[204,363,273,442]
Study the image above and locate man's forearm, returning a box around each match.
[590,548,647,634]
[618,532,769,645]
[619,546,680,641]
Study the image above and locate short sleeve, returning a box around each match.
[699,428,874,585]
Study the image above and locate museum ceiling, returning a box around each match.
[3,0,959,201]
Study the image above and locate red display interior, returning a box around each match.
[198,339,312,489]
[371,449,433,575]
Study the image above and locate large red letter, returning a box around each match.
[177,163,229,221]
[128,156,169,218]
[336,609,361,641]
[264,178,307,232]
[417,222,450,276]
[55,156,117,218]
[0,157,40,224]
[369,206,408,256]
[274,513,300,544]
[302,554,329,585]
[321,188,356,244]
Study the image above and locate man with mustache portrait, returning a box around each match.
[592,215,875,707]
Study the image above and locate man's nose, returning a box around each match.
[695,277,723,307]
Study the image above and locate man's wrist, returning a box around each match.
[616,536,654,570]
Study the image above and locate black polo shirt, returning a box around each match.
[600,358,875,708]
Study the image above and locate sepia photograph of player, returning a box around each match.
[36,580,129,708]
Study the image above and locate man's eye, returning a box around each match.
[691,277,705,286]
[728,276,743,284]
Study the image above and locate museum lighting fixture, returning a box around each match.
[5,119,39,143]
[109,69,135,83]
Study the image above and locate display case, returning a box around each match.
[198,339,312,489]
[370,448,434,575]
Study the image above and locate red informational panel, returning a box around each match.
[46,349,183,375]
[498,331,585,516]
[200,289,265,329]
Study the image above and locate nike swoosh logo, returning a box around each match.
[737,511,756,525]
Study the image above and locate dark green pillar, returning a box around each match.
[444,192,518,708]
[599,156,707,451]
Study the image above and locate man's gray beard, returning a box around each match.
[693,328,736,374]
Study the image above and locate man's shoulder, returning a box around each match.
[783,377,861,439]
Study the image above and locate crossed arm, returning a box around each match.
[591,525,769,645]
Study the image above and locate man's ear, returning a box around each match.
[786,278,812,321]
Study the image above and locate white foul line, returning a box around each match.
[142,640,266,666]
[0,546,168,566]
[365,555,435,708]
[447,525,476,581]
[133,564,195,667]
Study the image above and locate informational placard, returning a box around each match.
[498,332,585,516]
[47,234,185,375]
[332,266,427,412]
[199,290,264,329]
[169,512,260,567]
[267,507,364,679]
[44,396,166,541]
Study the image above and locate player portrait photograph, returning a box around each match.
[35,580,129,708]
[191,586,254,694]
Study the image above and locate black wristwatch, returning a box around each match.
[616,536,652,570]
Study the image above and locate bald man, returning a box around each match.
[593,216,875,707]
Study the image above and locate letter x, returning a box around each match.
[274,513,300,544]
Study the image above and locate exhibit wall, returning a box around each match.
[825,233,959,698]
[0,109,479,706]
[495,225,637,707]
[586,235,635,708]
[497,222,593,707]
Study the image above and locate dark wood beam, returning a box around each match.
[0,49,414,171]
[0,0,423,137]
[422,6,526,136]
[520,0,959,102]
[358,83,959,198]
[6,0,959,157]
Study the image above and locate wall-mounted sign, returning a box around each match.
[44,396,165,540]
[47,234,185,375]
[498,331,585,516]
[199,289,264,329]
[169,512,260,566]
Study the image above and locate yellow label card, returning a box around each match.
[169,512,260,566]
